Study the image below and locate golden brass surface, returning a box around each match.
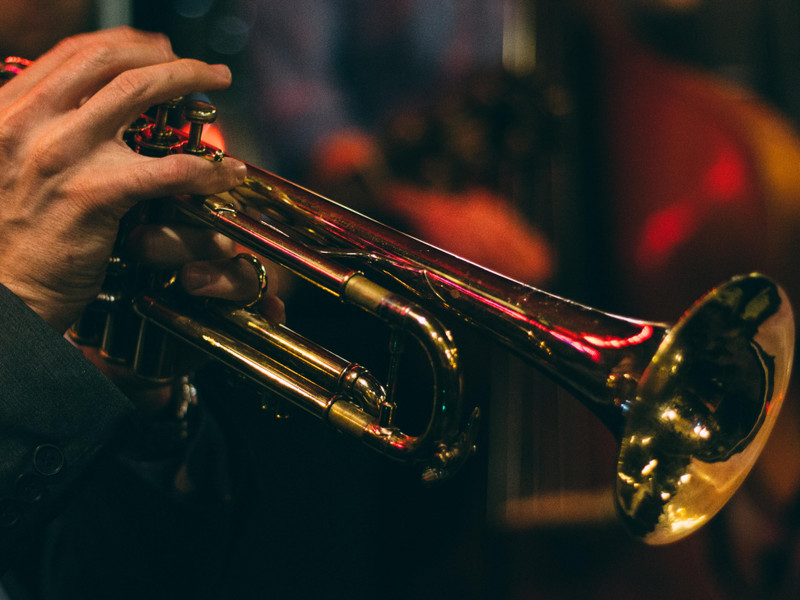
[66,103,795,542]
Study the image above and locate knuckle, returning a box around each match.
[0,120,11,146]
[0,112,22,160]
[110,68,152,101]
[153,41,175,64]
[0,132,14,164]
[49,35,84,59]
[129,163,163,193]
[78,42,118,72]
[150,32,174,55]
[25,134,70,178]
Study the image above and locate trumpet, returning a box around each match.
[72,98,793,546]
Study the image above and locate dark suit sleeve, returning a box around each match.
[0,285,134,569]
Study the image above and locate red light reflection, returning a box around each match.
[427,273,659,363]
[583,325,654,349]
[635,141,749,271]
[702,145,747,201]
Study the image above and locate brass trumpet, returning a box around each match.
[76,99,793,545]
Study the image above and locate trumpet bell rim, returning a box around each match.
[615,273,795,544]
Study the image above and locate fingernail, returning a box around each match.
[182,264,213,291]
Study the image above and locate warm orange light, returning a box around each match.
[179,122,226,152]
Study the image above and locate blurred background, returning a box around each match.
[6,0,800,598]
[122,1,800,598]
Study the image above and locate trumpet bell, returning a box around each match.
[617,274,793,544]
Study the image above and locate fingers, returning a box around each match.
[120,152,246,202]
[258,293,287,324]
[74,59,232,146]
[1,27,232,165]
[65,150,247,219]
[179,255,265,305]
[131,224,285,321]
[0,26,242,216]
[0,27,257,333]
[0,27,174,106]
[126,225,236,268]
[180,257,286,323]
[38,27,171,75]
[30,40,178,116]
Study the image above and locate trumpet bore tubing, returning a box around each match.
[141,192,464,460]
[136,285,461,462]
[224,273,463,454]
[176,168,666,434]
